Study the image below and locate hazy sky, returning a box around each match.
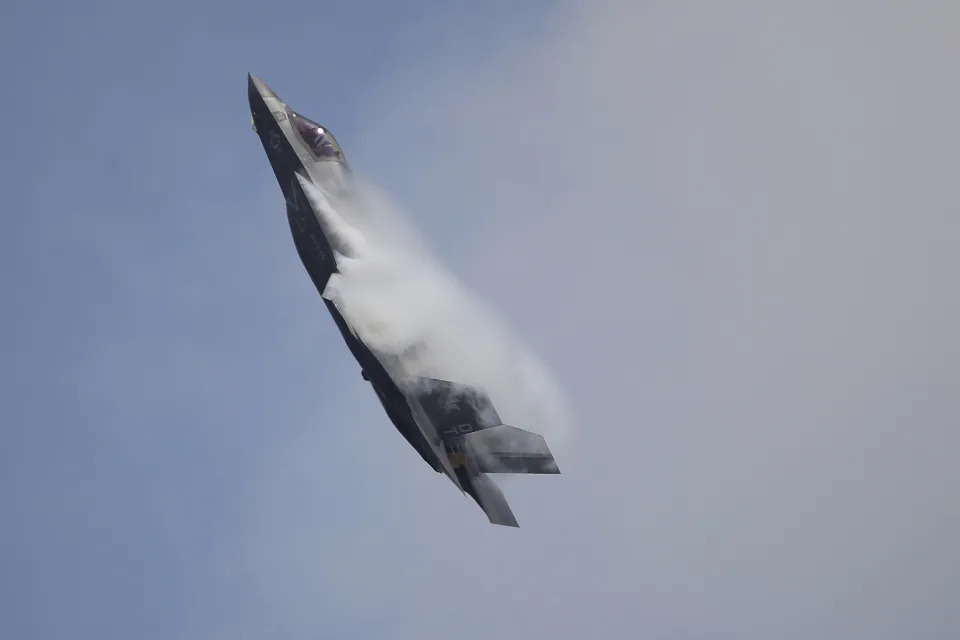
[3,1,958,638]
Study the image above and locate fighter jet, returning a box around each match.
[247,73,559,527]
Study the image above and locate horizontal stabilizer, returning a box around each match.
[469,473,519,527]
[464,425,560,474]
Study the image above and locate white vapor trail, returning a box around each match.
[296,174,572,454]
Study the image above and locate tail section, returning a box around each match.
[464,425,560,474]
[465,472,519,527]
[409,376,559,527]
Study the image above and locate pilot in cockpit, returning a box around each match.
[292,113,340,160]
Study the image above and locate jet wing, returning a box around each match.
[413,377,559,474]
[413,377,502,440]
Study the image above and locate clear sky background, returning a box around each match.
[2,1,958,638]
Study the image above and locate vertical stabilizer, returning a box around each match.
[467,473,519,527]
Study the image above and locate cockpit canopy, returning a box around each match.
[290,112,344,162]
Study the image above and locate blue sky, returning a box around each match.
[1,1,553,636]
[3,1,959,638]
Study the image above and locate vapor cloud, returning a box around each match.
[298,175,572,452]
[240,2,960,638]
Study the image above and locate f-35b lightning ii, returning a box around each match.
[248,73,559,527]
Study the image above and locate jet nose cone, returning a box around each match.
[247,73,281,102]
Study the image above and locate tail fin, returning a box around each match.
[468,473,519,527]
[464,425,560,474]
